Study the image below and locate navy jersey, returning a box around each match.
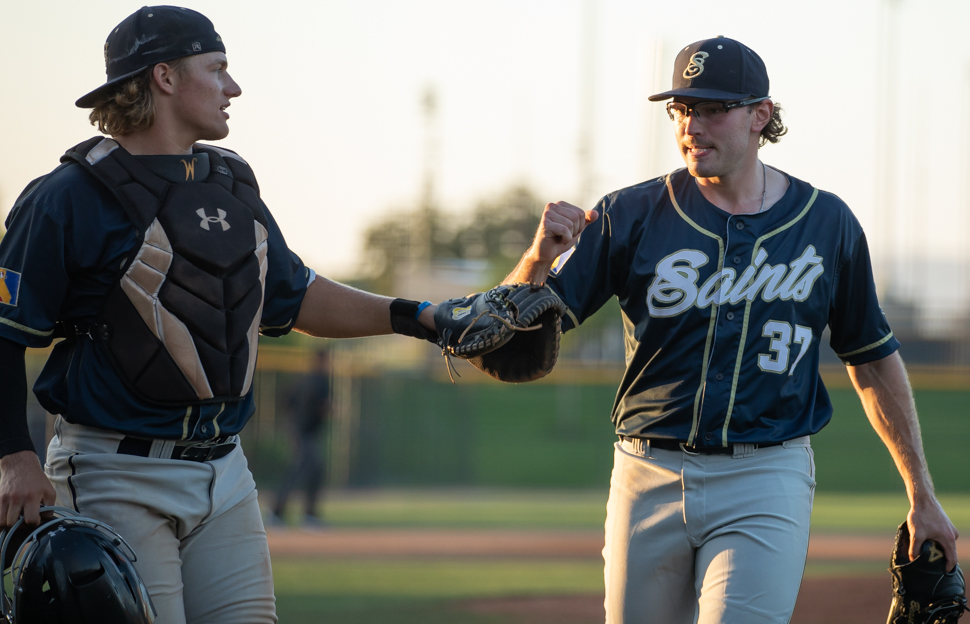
[0,154,311,440]
[548,167,898,448]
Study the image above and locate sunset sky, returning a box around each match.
[2,0,968,320]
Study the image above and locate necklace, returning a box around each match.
[758,161,767,213]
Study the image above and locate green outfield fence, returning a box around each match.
[21,337,970,493]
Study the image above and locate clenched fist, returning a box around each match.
[531,201,599,264]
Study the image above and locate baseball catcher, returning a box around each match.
[888,521,968,624]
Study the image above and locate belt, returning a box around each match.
[621,437,784,455]
[117,436,236,462]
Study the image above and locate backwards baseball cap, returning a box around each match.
[75,6,226,108]
[648,36,768,102]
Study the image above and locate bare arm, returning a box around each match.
[293,276,435,338]
[0,338,56,527]
[504,201,599,285]
[847,351,958,569]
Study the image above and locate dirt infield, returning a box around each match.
[268,528,970,562]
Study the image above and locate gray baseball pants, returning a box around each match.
[45,418,277,624]
[604,436,815,624]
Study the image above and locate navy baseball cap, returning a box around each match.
[76,6,226,108]
[648,36,769,102]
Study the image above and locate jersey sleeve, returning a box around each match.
[827,229,899,365]
[259,205,311,337]
[0,174,77,348]
[547,195,626,332]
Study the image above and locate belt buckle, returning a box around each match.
[178,443,215,462]
[679,443,701,456]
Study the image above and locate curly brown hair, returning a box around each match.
[759,102,787,147]
[88,57,191,136]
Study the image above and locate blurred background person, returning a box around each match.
[268,350,333,528]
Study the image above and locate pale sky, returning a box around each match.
[2,0,968,318]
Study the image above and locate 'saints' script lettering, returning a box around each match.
[646,246,824,318]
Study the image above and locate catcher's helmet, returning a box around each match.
[0,506,155,624]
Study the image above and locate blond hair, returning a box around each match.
[88,57,191,136]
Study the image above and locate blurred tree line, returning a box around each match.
[356,184,625,363]
[359,185,540,293]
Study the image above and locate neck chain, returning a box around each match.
[758,161,767,213]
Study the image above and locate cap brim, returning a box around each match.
[647,87,758,102]
[75,65,150,108]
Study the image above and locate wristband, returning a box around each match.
[414,301,432,319]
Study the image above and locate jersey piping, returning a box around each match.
[836,331,895,359]
[0,316,54,337]
[721,187,819,446]
[664,174,725,446]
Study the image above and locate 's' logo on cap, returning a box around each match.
[192,42,202,52]
[683,52,709,79]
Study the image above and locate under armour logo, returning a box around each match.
[197,208,230,231]
[683,52,709,79]
[927,542,944,563]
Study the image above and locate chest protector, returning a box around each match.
[62,137,269,406]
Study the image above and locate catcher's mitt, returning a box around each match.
[888,521,968,624]
[433,283,567,383]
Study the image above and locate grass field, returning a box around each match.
[262,386,970,622]
[268,489,970,623]
[274,559,603,623]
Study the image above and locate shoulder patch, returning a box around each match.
[550,246,576,276]
[0,268,22,306]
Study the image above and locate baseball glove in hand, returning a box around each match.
[888,521,968,624]
[433,283,567,383]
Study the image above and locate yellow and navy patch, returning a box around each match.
[550,247,576,276]
[452,306,472,320]
[0,268,21,307]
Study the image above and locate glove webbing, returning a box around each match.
[441,309,542,384]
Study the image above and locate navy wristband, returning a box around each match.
[414,301,432,319]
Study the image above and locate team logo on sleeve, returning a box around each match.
[646,245,824,318]
[550,247,576,276]
[0,268,22,307]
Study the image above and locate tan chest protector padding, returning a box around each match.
[63,137,269,405]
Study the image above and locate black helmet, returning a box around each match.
[1,506,155,623]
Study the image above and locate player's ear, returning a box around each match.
[750,100,773,134]
[151,62,179,96]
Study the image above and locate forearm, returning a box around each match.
[293,276,436,339]
[0,337,32,458]
[293,276,394,338]
[503,246,553,285]
[847,352,933,504]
